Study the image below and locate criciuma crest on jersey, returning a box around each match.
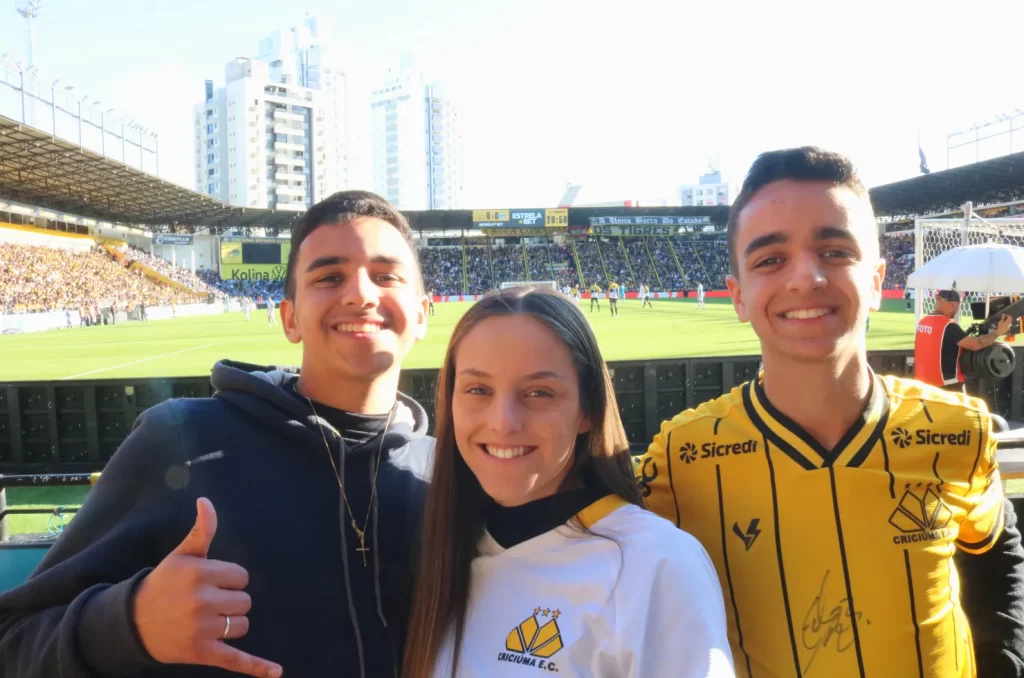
[497,606,563,671]
[888,483,956,545]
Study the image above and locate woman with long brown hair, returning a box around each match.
[403,287,733,677]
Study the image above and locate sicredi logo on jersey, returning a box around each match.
[889,427,971,449]
[678,437,759,464]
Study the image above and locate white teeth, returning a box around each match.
[484,445,531,459]
[783,308,831,319]
[336,323,381,333]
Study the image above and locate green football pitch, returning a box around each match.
[0,298,918,382]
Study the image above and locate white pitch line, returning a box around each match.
[59,343,218,380]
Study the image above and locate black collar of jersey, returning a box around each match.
[486,466,609,549]
[743,371,890,470]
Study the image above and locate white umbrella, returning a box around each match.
[907,243,1024,294]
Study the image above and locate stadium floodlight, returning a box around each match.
[15,0,42,68]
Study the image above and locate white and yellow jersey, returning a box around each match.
[432,497,735,677]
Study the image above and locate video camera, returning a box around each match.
[960,295,1023,380]
[967,295,1024,338]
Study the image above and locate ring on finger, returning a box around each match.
[223,615,231,639]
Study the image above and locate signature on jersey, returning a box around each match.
[801,570,869,674]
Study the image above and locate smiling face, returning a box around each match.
[280,216,428,383]
[725,180,885,364]
[452,314,591,507]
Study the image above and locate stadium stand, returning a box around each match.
[1,230,922,317]
[880,232,915,290]
[122,246,224,298]
[0,241,205,315]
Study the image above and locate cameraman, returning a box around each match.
[914,289,1012,392]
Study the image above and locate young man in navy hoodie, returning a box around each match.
[0,191,434,678]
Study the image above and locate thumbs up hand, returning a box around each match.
[133,498,283,678]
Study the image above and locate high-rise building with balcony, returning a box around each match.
[193,16,366,210]
[371,59,463,210]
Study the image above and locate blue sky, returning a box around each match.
[2,0,1023,208]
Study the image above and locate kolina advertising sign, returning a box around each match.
[219,264,287,282]
[154,234,194,246]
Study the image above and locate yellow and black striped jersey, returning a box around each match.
[589,285,602,294]
[639,372,1003,678]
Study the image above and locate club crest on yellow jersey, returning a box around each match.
[888,483,956,545]
[498,606,563,671]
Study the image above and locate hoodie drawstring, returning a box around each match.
[337,439,368,678]
[370,449,400,678]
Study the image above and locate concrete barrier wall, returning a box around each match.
[0,302,221,334]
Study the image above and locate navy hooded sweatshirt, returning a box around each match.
[0,359,434,678]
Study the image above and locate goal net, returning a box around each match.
[499,280,558,291]
[914,207,1024,319]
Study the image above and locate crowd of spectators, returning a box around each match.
[880,233,915,290]
[418,248,464,296]
[3,231,924,316]
[195,269,283,303]
[124,247,224,298]
[0,242,204,314]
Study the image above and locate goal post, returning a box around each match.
[913,202,1024,320]
[498,280,558,291]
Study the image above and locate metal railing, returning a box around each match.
[2,349,1021,475]
[0,472,98,541]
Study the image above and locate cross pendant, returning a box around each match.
[352,522,369,567]
[356,539,370,567]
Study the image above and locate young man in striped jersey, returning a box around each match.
[640,147,1024,677]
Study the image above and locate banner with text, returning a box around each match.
[154,234,194,246]
[589,224,680,237]
[219,263,288,282]
[588,215,713,237]
[588,216,712,226]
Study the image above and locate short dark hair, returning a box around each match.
[283,190,421,299]
[726,146,870,275]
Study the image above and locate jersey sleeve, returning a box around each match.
[638,422,682,528]
[956,407,1005,555]
[635,534,735,677]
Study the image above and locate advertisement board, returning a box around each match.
[154,234,194,246]
[219,264,288,282]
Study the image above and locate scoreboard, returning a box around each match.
[219,237,292,282]
[472,208,568,236]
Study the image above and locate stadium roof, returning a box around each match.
[869,151,1024,219]
[8,110,1024,229]
[0,115,302,229]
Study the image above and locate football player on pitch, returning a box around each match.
[640,147,1024,677]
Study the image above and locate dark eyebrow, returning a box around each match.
[370,254,405,267]
[306,256,347,273]
[305,254,405,273]
[816,226,857,243]
[458,368,568,381]
[743,226,857,260]
[744,232,788,259]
